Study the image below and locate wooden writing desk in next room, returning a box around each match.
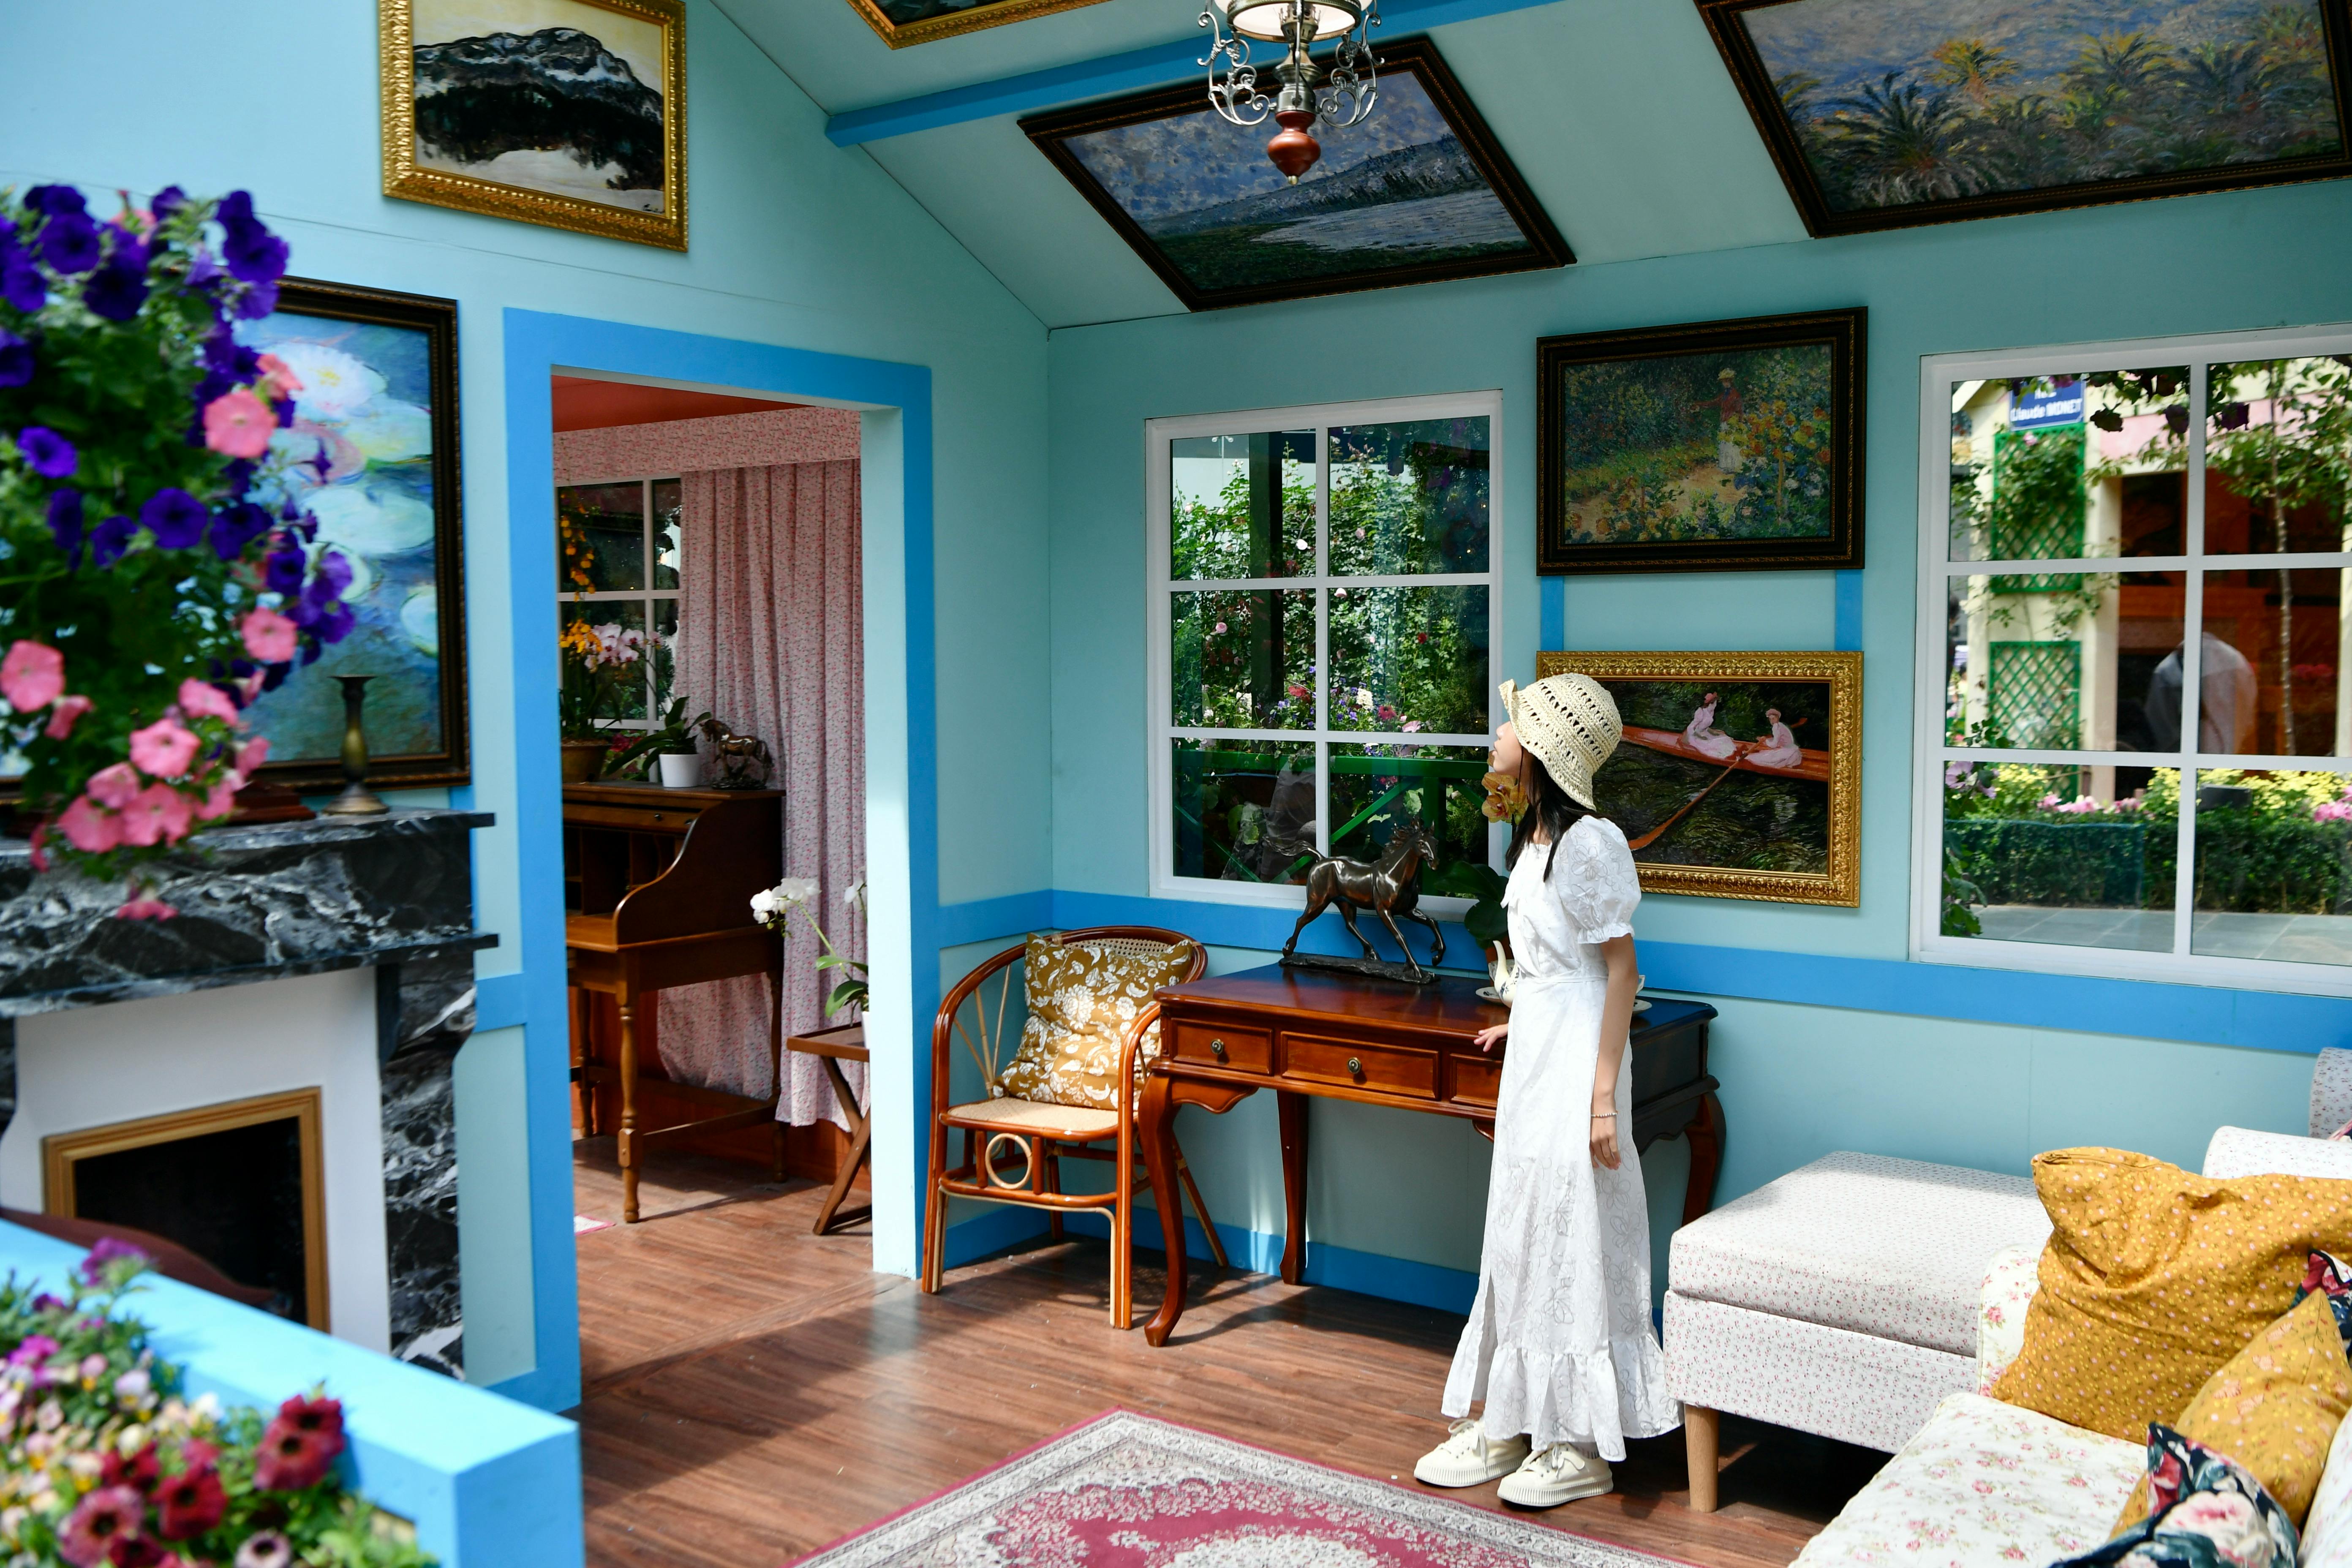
[1138,965,1723,1345]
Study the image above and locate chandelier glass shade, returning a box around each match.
[1198,0,1380,183]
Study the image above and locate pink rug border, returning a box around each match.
[784,1407,1713,1568]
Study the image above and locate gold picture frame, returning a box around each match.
[844,0,1112,49]
[1538,649,1862,907]
[380,0,687,250]
[44,1089,329,1330]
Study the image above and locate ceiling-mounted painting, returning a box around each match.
[845,0,1110,48]
[1696,0,2352,236]
[1023,38,1571,311]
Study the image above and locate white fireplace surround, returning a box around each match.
[0,970,391,1352]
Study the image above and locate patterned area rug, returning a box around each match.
[792,1410,1689,1567]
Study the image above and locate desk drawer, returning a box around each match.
[1447,1053,1501,1110]
[1285,1033,1437,1098]
[564,803,701,835]
[1168,1021,1271,1073]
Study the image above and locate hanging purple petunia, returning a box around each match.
[16,425,76,479]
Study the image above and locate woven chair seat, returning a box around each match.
[943,1096,1121,1143]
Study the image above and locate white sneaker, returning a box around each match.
[1413,1418,1531,1487]
[1497,1443,1613,1507]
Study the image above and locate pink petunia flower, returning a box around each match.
[28,820,49,873]
[55,795,121,852]
[115,893,178,920]
[0,640,64,712]
[118,782,193,847]
[198,774,241,822]
[240,606,298,664]
[234,735,271,774]
[255,351,305,402]
[86,762,141,808]
[175,678,242,726]
[44,694,90,739]
[128,718,200,779]
[201,387,276,460]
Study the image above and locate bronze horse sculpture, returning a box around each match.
[1279,817,1446,980]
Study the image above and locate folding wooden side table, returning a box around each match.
[786,1022,871,1234]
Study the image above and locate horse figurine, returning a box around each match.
[1279,817,1446,982]
[696,716,774,790]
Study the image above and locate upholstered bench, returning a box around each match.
[1665,1151,2053,1510]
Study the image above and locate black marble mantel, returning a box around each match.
[0,810,495,1378]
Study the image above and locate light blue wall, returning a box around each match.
[3,0,1054,1409]
[1032,177,2352,1289]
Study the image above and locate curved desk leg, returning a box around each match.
[1278,1090,1308,1285]
[1681,1090,1726,1227]
[1143,1075,1255,1348]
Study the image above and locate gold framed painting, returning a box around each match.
[845,0,1111,49]
[1537,649,1862,906]
[380,0,687,250]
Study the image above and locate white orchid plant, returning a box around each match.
[751,877,869,1019]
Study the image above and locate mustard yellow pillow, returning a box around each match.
[996,934,1197,1111]
[2111,1286,2352,1532]
[1989,1147,2352,1443]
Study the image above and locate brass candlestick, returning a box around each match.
[321,675,389,817]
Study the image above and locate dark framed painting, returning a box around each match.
[380,0,687,250]
[1696,0,2352,238]
[1022,37,1571,311]
[1537,308,1865,575]
[233,279,469,790]
[1536,649,1862,906]
[843,0,1110,49]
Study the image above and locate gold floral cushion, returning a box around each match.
[996,934,1198,1112]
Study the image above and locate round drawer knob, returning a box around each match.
[1209,1038,1228,1059]
[1347,1056,1362,1075]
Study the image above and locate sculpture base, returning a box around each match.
[1279,951,1438,986]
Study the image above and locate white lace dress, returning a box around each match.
[1440,814,1680,1458]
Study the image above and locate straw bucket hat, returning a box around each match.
[1499,672,1622,811]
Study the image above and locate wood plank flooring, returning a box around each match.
[573,1138,1885,1568]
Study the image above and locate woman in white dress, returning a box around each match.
[1748,707,1802,770]
[1415,672,1679,1507]
[1682,691,1737,760]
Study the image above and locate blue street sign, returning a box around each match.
[2010,377,2088,430]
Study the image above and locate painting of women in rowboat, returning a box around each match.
[1538,651,1862,906]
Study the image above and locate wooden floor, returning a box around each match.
[573,1139,1886,1568]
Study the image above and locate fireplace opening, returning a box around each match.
[43,1089,327,1329]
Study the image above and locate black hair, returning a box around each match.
[1505,747,1595,881]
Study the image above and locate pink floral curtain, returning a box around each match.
[656,459,866,1128]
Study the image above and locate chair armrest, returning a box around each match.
[1977,1243,2042,1394]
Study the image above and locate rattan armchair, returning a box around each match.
[919,926,1225,1328]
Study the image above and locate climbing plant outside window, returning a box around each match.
[556,477,682,728]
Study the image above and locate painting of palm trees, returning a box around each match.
[1697,0,2352,235]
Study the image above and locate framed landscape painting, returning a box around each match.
[1696,0,2352,237]
[1537,309,1865,574]
[234,280,469,790]
[843,0,1110,49]
[1537,650,1861,906]
[380,0,687,249]
[1022,38,1571,311]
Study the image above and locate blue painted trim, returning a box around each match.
[942,1204,1053,1268]
[474,972,528,1032]
[931,890,2352,1055]
[501,312,940,1410]
[825,0,1579,146]
[0,1224,581,1568]
[1539,576,1564,652]
[937,890,1055,949]
[1054,1209,1481,1315]
[1833,570,1864,652]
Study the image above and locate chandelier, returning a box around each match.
[1198,0,1380,184]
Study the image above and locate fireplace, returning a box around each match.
[44,1089,327,1329]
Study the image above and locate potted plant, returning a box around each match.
[752,878,869,1018]
[555,620,642,782]
[602,697,713,787]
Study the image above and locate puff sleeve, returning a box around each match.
[1555,816,1640,941]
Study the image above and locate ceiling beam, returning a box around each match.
[825,0,1566,146]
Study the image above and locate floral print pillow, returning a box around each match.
[2058,1426,2299,1568]
[996,935,1198,1112]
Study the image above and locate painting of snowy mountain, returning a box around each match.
[1025,40,1569,308]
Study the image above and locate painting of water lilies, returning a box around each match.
[1537,309,1866,573]
[1698,0,2352,234]
[233,280,468,788]
[1024,39,1569,310]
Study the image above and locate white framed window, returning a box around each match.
[1146,391,1504,906]
[555,476,682,728]
[1912,324,2352,996]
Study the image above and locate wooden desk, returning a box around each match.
[1138,964,1722,1346]
[786,1023,870,1235]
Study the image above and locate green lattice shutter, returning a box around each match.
[1989,640,2082,749]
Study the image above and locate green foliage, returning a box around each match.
[1423,858,1507,949]
[600,696,713,781]
[1939,849,1984,936]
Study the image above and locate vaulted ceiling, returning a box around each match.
[712,0,1812,328]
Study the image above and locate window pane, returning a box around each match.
[1327,585,1488,736]
[1170,589,1314,730]
[2191,770,2352,965]
[2197,571,2345,756]
[556,482,645,593]
[651,598,678,716]
[1170,432,1314,580]
[1948,369,2188,561]
[1171,739,1315,884]
[1327,418,1489,575]
[651,478,682,591]
[2206,359,2352,557]
[1329,743,1488,871]
[1946,573,2183,750]
[1943,764,2177,952]
[561,600,648,722]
